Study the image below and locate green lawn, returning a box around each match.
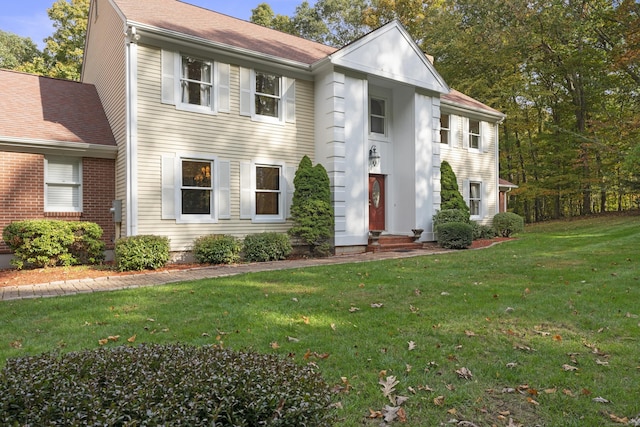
[2,213,639,426]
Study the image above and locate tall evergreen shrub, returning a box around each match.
[289,155,334,257]
[440,161,470,215]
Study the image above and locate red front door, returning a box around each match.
[369,174,385,231]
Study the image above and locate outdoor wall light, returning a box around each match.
[369,145,381,167]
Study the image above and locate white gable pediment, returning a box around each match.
[329,21,449,94]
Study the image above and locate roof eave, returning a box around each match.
[0,137,118,159]
[441,98,506,122]
[130,22,317,72]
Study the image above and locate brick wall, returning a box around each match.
[0,152,116,254]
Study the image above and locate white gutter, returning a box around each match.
[0,137,118,159]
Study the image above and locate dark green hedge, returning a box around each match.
[493,212,525,237]
[0,344,336,426]
[437,222,473,249]
[243,232,292,262]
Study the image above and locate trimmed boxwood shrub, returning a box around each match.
[493,212,525,237]
[193,234,241,265]
[0,344,336,426]
[433,208,471,232]
[2,219,105,269]
[472,222,497,240]
[243,232,292,262]
[437,222,473,249]
[114,235,170,271]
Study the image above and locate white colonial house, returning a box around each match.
[78,0,505,256]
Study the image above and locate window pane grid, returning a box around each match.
[181,56,212,107]
[469,182,481,216]
[469,120,480,149]
[370,98,386,135]
[440,114,450,144]
[181,160,213,215]
[255,165,281,216]
[255,71,281,118]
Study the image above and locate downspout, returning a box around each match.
[125,26,139,236]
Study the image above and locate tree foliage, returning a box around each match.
[0,31,41,70]
[18,0,89,80]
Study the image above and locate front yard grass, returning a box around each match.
[1,213,639,426]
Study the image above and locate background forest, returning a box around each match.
[2,0,638,222]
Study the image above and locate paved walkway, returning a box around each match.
[0,248,451,302]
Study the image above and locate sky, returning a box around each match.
[0,0,309,49]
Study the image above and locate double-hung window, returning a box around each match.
[181,159,213,217]
[440,114,450,145]
[469,119,481,150]
[180,56,212,108]
[255,164,282,217]
[469,182,481,217]
[370,97,387,135]
[255,71,281,118]
[45,156,82,212]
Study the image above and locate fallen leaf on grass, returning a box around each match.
[456,367,473,379]
[127,334,136,343]
[596,359,609,366]
[608,413,629,424]
[9,340,22,349]
[270,341,280,349]
[433,395,445,406]
[370,303,384,308]
[527,397,540,405]
[562,364,579,371]
[287,336,300,342]
[348,306,360,313]
[379,376,399,402]
[593,396,610,403]
[408,340,417,350]
[465,330,476,337]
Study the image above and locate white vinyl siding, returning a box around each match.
[440,110,499,225]
[45,156,82,212]
[136,46,313,250]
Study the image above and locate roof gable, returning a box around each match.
[0,70,116,146]
[329,21,449,94]
[111,0,337,65]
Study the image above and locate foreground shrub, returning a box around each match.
[493,212,525,237]
[437,222,473,249]
[0,344,336,426]
[472,222,497,240]
[193,234,241,265]
[433,208,470,232]
[2,220,105,269]
[114,235,169,271]
[243,232,292,262]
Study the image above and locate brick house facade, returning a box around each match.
[0,70,118,266]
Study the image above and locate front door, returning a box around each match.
[369,174,385,231]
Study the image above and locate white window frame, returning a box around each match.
[468,181,482,219]
[178,157,217,223]
[253,70,282,123]
[178,55,215,113]
[253,162,285,223]
[44,156,82,213]
[468,119,481,150]
[369,96,388,138]
[440,113,450,146]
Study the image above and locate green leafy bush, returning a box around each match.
[493,212,525,237]
[2,220,105,269]
[193,234,241,265]
[114,235,169,271]
[289,155,334,257]
[472,222,497,240]
[437,222,473,249]
[243,232,292,262]
[433,208,470,232]
[0,344,336,426]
